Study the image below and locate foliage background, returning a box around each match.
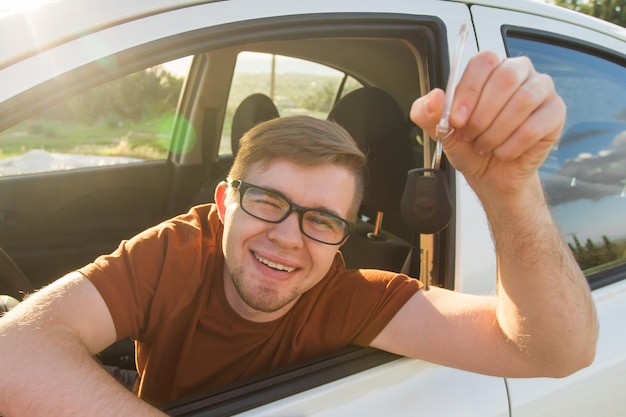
[552,0,626,27]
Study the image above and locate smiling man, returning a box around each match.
[0,52,598,417]
[218,123,366,321]
[220,166,356,320]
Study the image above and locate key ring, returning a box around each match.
[431,128,456,171]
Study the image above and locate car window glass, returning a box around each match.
[0,56,192,177]
[507,36,626,276]
[220,52,362,154]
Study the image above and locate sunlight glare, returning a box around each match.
[0,0,49,12]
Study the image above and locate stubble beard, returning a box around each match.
[230,267,301,314]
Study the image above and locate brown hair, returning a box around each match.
[228,115,366,220]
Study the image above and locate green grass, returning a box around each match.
[0,117,171,160]
[0,70,359,161]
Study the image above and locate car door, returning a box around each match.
[0,39,197,292]
[472,5,626,416]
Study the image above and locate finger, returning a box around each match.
[469,70,551,158]
[493,90,565,163]
[470,58,533,149]
[449,51,502,132]
[410,88,445,136]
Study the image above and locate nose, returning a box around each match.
[266,211,304,248]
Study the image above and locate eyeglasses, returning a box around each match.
[230,180,354,245]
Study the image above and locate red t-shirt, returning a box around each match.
[80,204,421,403]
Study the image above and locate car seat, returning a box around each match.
[328,87,416,272]
[190,93,279,206]
[229,93,280,156]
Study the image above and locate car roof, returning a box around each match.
[1,0,624,70]
[0,0,211,68]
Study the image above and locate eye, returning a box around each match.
[246,188,288,211]
[257,192,282,207]
[305,211,344,232]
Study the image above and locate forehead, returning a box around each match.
[244,159,356,218]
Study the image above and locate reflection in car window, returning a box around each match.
[507,36,626,276]
[0,56,192,177]
[220,52,362,154]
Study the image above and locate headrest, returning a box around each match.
[231,93,279,156]
[328,87,414,213]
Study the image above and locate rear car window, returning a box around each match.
[507,35,626,277]
[220,52,362,154]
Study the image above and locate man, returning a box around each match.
[0,51,598,416]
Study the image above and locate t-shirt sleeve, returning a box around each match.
[78,219,204,341]
[327,268,422,347]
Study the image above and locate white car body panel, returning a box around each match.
[507,280,626,416]
[237,359,508,417]
[454,173,497,295]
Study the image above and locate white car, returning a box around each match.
[1,0,625,415]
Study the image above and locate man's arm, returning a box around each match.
[0,272,167,416]
[371,51,598,378]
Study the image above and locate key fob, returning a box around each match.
[401,168,453,234]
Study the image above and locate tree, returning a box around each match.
[568,234,620,270]
[554,0,626,27]
[41,66,183,125]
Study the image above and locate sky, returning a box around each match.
[161,52,341,78]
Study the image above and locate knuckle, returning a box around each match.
[516,84,541,109]
[498,64,524,89]
[516,122,541,142]
[539,71,554,86]
[493,146,517,162]
[476,50,502,69]
[515,55,533,68]
[474,130,502,153]
[507,55,533,73]
[466,114,491,133]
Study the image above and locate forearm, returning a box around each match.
[0,327,164,416]
[0,279,167,416]
[477,175,598,375]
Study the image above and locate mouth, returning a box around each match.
[254,253,296,273]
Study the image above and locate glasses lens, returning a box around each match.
[241,186,290,222]
[302,211,349,244]
[236,181,351,245]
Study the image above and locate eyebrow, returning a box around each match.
[256,183,348,220]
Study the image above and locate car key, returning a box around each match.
[401,24,468,236]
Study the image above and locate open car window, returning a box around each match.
[0,57,192,177]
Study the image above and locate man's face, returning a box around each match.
[217,158,356,322]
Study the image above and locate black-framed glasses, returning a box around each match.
[230,180,354,245]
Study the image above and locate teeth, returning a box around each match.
[255,254,295,272]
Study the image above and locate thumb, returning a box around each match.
[410,88,445,136]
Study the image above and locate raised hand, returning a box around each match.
[411,51,566,198]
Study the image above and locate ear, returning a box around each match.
[214,181,229,223]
